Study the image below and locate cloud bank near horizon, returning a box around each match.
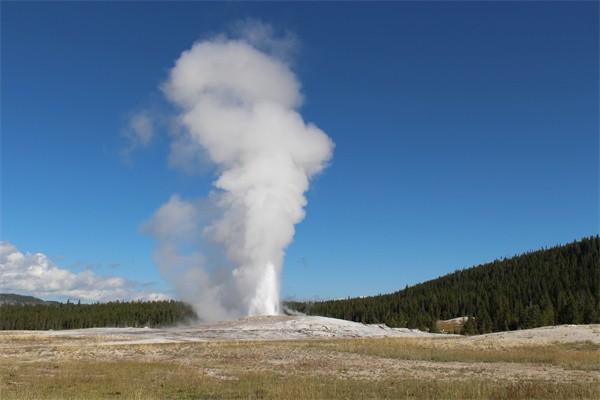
[0,242,169,302]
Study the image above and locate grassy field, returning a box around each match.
[1,336,598,399]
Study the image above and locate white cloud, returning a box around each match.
[121,111,155,159]
[0,241,170,302]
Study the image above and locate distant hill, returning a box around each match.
[0,293,54,305]
[287,236,600,334]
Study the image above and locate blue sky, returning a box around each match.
[2,2,598,301]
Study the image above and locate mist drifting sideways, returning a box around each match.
[144,24,334,322]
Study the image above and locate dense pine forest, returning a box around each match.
[287,236,600,334]
[0,300,197,330]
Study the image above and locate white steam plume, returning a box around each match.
[145,25,334,320]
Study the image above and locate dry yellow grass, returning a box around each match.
[312,337,600,370]
[1,360,597,400]
[1,335,598,399]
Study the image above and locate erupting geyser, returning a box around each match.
[145,25,334,320]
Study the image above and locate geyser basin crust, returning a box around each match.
[5,316,598,346]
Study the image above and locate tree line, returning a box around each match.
[287,236,599,334]
[0,300,197,330]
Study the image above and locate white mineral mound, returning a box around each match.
[208,315,441,339]
[23,315,444,344]
[7,316,596,347]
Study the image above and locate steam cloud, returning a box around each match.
[145,25,334,321]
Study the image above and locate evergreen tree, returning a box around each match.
[461,317,478,335]
[286,236,599,335]
[0,300,197,330]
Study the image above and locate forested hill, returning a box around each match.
[0,300,197,330]
[287,236,599,334]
